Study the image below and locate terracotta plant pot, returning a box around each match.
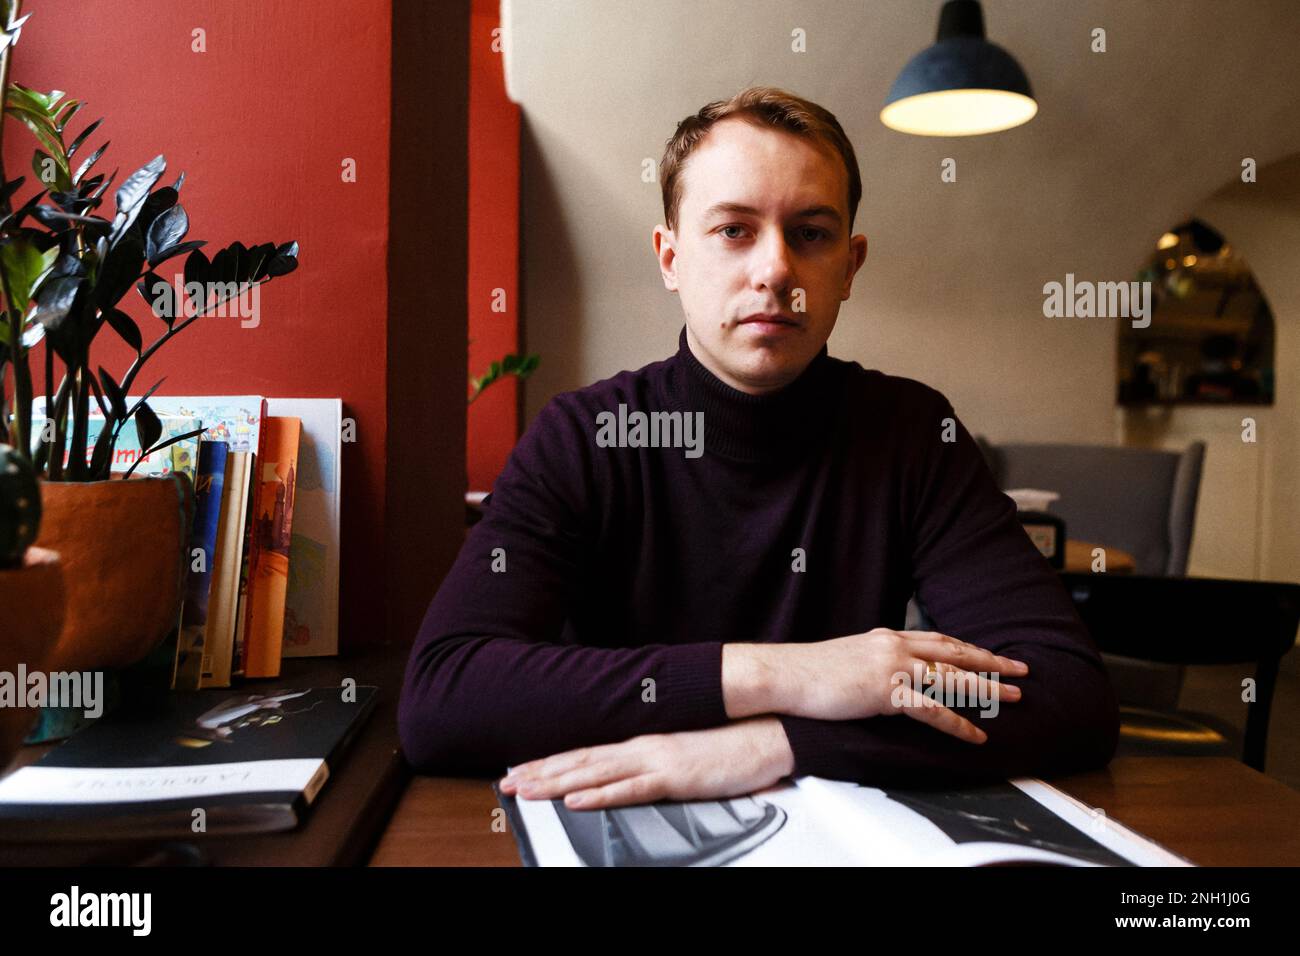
[0,546,66,767]
[34,474,195,673]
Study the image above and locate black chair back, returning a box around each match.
[1061,572,1300,771]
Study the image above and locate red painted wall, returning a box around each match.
[4,0,391,647]
[466,0,520,492]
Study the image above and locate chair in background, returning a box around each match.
[1061,572,1300,772]
[973,440,1206,711]
[977,441,1205,577]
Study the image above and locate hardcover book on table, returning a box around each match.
[0,685,377,839]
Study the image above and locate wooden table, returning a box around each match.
[368,757,1300,866]
[1065,539,1137,574]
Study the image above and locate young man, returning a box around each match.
[399,86,1119,810]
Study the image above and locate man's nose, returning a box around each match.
[751,228,795,296]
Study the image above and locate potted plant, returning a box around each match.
[466,349,539,522]
[0,441,64,765]
[0,3,299,688]
[468,350,539,405]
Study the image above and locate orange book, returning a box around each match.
[242,416,302,677]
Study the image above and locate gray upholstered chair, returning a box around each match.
[974,440,1207,719]
[977,441,1205,578]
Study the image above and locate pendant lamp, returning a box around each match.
[881,0,1037,136]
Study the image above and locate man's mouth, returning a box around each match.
[737,313,799,327]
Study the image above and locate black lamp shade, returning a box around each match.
[882,0,1037,136]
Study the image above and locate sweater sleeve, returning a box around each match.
[398,395,728,776]
[775,390,1120,787]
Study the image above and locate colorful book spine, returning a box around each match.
[242,417,302,677]
[201,451,252,688]
[144,397,268,680]
[174,441,229,691]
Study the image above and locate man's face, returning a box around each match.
[653,116,868,395]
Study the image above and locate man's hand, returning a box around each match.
[497,717,795,810]
[724,629,1029,745]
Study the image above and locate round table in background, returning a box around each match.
[1064,539,1137,574]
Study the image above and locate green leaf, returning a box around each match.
[6,105,67,161]
[31,149,67,192]
[134,401,162,457]
[88,416,115,478]
[5,84,52,116]
[66,118,103,159]
[136,270,176,325]
[0,239,55,313]
[113,154,165,224]
[145,204,188,264]
[72,140,109,185]
[124,425,205,480]
[52,98,81,133]
[31,274,84,332]
[148,238,205,270]
[97,366,126,420]
[20,320,45,349]
[96,230,145,310]
[88,167,117,201]
[125,378,167,422]
[468,352,540,403]
[29,246,60,302]
[86,368,110,418]
[103,307,142,353]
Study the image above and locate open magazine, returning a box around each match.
[494,774,1193,867]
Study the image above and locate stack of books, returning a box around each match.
[31,396,343,686]
[0,683,378,838]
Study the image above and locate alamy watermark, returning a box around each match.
[50,886,150,936]
[891,664,1002,719]
[147,274,263,328]
[1042,273,1151,328]
[595,404,704,459]
[0,666,104,719]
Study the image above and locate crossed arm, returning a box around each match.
[497,634,1034,809]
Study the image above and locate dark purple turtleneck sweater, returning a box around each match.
[399,327,1119,787]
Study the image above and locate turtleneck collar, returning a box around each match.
[666,325,841,463]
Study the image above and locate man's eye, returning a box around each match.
[797,226,828,243]
[720,225,746,240]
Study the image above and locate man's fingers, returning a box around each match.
[564,774,664,810]
[890,684,989,745]
[924,661,1022,702]
[509,745,647,799]
[901,635,1029,676]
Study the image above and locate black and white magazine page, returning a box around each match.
[497,774,1193,867]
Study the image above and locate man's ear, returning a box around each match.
[652,224,679,292]
[840,233,868,300]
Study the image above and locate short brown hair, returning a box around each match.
[660,86,862,233]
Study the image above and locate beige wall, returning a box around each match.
[505,0,1299,580]
[1122,155,1300,582]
